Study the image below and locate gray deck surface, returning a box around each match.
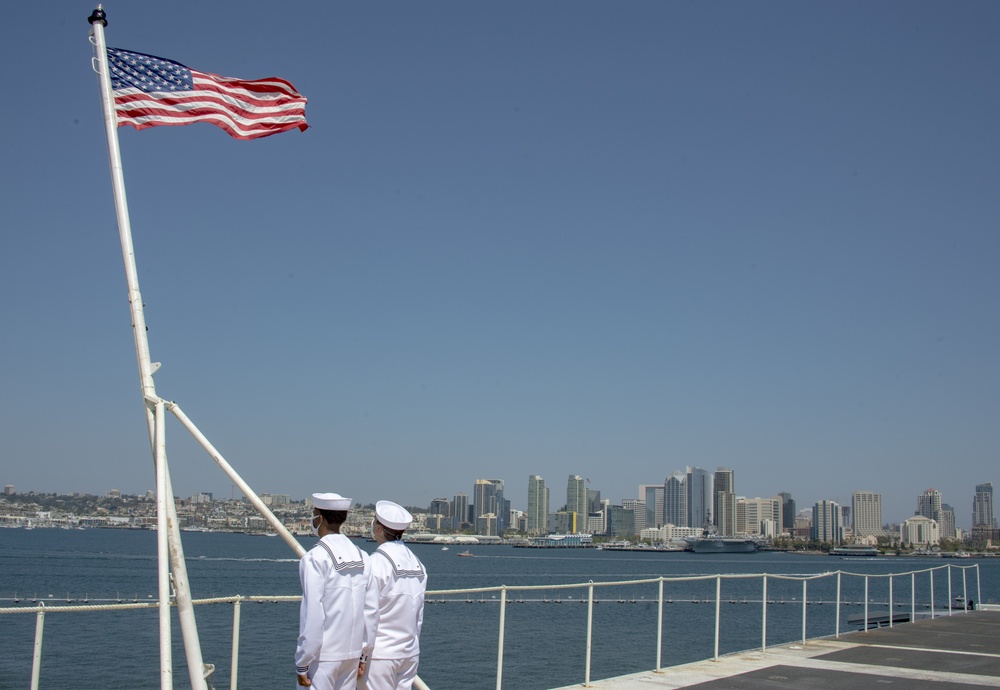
[551,610,1000,689]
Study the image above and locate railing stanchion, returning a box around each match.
[30,605,45,690]
[976,564,981,610]
[656,578,664,672]
[864,576,869,631]
[930,569,935,619]
[231,597,242,690]
[496,585,507,690]
[713,576,721,661]
[835,572,841,638]
[962,568,968,614]
[911,572,916,623]
[761,575,767,652]
[888,575,894,628]
[585,582,594,687]
[947,565,953,616]
[801,580,807,645]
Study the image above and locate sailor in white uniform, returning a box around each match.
[363,501,427,690]
[296,493,378,690]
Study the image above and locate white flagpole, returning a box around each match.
[88,7,209,690]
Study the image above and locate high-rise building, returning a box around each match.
[587,489,602,514]
[622,499,645,533]
[3,485,14,495]
[713,467,736,535]
[566,475,587,518]
[473,480,495,524]
[940,504,956,539]
[778,492,796,531]
[451,493,469,530]
[686,467,712,529]
[973,482,995,528]
[917,488,943,527]
[811,500,843,543]
[851,491,882,537]
[473,479,505,534]
[641,484,665,529]
[608,505,636,538]
[429,498,450,518]
[664,473,687,527]
[735,497,781,536]
[527,475,549,536]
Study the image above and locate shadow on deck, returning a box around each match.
[552,610,1000,689]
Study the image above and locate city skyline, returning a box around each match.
[6,473,994,533]
[3,3,999,530]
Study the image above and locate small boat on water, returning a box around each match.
[457,550,475,557]
[829,545,881,557]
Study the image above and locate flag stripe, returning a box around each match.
[107,48,307,140]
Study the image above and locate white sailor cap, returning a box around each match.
[312,493,352,511]
[375,500,412,531]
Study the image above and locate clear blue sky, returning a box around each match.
[2,2,997,529]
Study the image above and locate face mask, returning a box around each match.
[310,515,322,537]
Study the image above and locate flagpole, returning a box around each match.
[88,7,209,690]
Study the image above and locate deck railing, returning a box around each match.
[0,563,983,690]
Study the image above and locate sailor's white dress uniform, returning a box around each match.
[295,533,378,690]
[365,540,427,690]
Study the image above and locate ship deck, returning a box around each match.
[551,609,1000,689]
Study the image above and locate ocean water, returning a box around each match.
[1,528,996,690]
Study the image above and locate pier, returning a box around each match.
[554,609,1000,689]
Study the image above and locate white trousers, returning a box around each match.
[301,659,361,690]
[361,656,419,690]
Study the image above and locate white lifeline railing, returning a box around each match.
[1,564,983,690]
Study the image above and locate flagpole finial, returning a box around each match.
[88,6,107,27]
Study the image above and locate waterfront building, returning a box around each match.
[550,510,578,534]
[811,500,843,543]
[4,485,14,495]
[451,493,469,530]
[713,468,736,535]
[916,488,943,525]
[607,504,636,538]
[901,515,940,547]
[527,475,549,536]
[476,512,498,537]
[686,467,712,529]
[973,482,995,529]
[424,514,449,531]
[851,491,883,537]
[642,523,702,543]
[778,492,795,532]
[622,499,645,533]
[587,512,607,535]
[567,476,588,518]
[735,497,781,536]
[641,484,664,529]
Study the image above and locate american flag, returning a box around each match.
[107,48,307,140]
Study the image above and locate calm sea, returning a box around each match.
[1,528,997,690]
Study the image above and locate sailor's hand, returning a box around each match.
[297,673,312,686]
[357,661,367,678]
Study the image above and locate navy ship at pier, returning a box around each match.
[685,530,760,553]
